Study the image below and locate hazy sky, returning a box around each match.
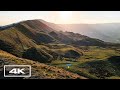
[1,11,120,26]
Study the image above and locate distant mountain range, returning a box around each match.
[34,19,120,43]
[58,23,120,43]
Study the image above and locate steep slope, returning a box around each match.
[0,20,57,57]
[0,50,87,79]
[0,27,37,57]
[15,21,56,44]
[39,19,65,32]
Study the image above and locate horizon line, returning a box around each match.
[1,19,120,26]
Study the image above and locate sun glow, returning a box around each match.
[59,11,73,23]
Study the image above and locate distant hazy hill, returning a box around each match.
[58,23,120,43]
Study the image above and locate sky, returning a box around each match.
[1,11,120,26]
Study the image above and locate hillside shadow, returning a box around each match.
[108,56,120,66]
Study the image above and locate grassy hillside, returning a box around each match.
[0,27,36,57]
[15,23,55,44]
[0,50,86,79]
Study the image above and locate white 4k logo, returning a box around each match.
[9,68,25,74]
